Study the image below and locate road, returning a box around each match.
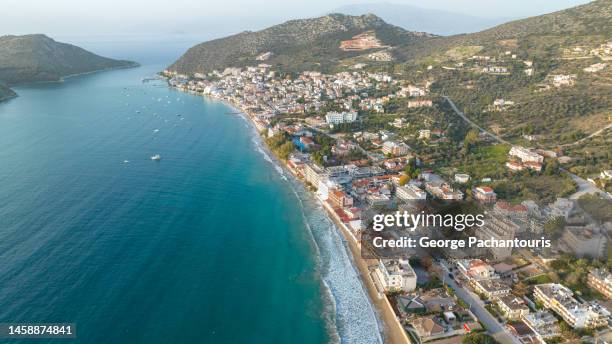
[437,261,521,344]
[559,122,612,148]
[443,96,510,145]
[566,170,612,200]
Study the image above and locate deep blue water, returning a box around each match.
[0,50,382,344]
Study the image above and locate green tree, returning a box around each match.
[277,141,295,160]
[544,216,566,240]
[462,333,499,344]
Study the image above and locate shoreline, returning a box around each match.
[193,90,411,344]
[7,62,140,88]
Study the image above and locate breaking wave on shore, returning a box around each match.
[245,116,383,344]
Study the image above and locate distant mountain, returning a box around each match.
[0,82,17,102]
[169,0,611,75]
[168,13,433,75]
[332,3,511,36]
[393,0,612,62]
[0,34,138,85]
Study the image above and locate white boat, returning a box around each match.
[150,154,161,161]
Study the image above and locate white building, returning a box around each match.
[509,146,544,163]
[523,311,561,343]
[375,258,417,292]
[496,295,530,320]
[325,111,358,125]
[533,283,610,329]
[454,173,470,184]
[396,184,427,201]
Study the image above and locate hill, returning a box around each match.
[168,13,433,75]
[0,34,138,85]
[332,3,510,36]
[396,0,612,62]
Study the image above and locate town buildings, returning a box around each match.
[533,283,610,329]
[587,268,612,299]
[325,111,358,125]
[496,295,530,320]
[396,184,427,201]
[382,141,410,156]
[374,258,417,292]
[472,186,497,203]
[522,311,561,344]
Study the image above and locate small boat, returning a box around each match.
[150,154,161,161]
[153,129,160,133]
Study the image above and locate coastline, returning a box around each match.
[6,62,140,87]
[0,93,18,103]
[194,90,411,344]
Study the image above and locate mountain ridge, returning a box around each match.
[331,3,512,36]
[169,0,611,75]
[168,13,432,74]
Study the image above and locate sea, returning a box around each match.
[0,39,382,344]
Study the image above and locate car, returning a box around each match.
[448,273,454,279]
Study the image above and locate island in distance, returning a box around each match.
[0,34,138,100]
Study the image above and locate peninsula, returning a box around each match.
[0,34,138,100]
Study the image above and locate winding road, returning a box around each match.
[443,96,510,145]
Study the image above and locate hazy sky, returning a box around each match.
[2,0,592,39]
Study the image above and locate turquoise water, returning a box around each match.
[0,56,382,343]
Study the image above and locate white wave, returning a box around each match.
[296,187,383,344]
[239,109,382,343]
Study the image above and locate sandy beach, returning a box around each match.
[320,201,411,344]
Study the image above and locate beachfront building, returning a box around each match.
[533,283,610,329]
[374,258,417,292]
[328,188,353,209]
[410,316,445,341]
[325,110,358,125]
[303,163,326,188]
[587,268,612,299]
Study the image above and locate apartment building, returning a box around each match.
[374,258,417,292]
[587,269,612,299]
[496,295,530,320]
[325,110,358,124]
[533,283,609,329]
[396,184,427,201]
